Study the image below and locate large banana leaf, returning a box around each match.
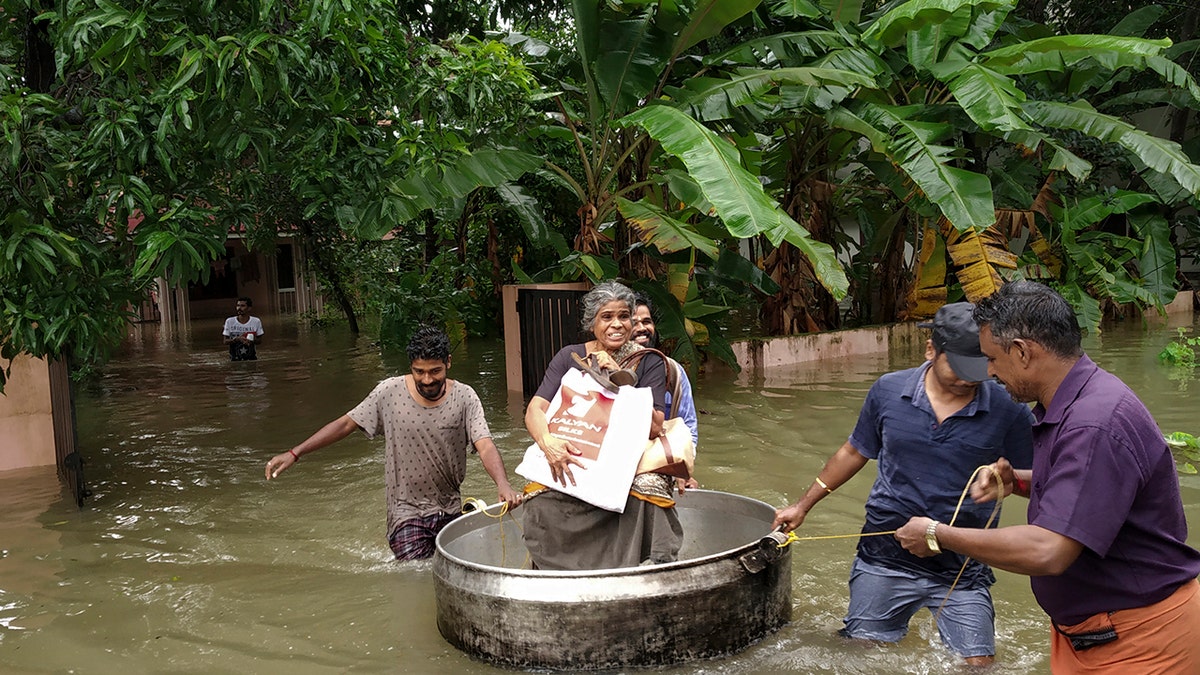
[822,0,865,23]
[382,147,545,233]
[983,35,1172,75]
[706,30,847,66]
[862,0,1013,50]
[1109,5,1166,37]
[1025,100,1200,198]
[1100,88,1200,114]
[761,213,849,300]
[672,0,762,56]
[571,0,602,123]
[907,19,971,73]
[940,215,1013,301]
[620,106,770,238]
[1045,191,1175,313]
[1057,282,1104,334]
[1129,212,1177,306]
[769,0,823,19]
[1144,56,1200,106]
[999,129,1093,179]
[907,223,950,318]
[937,63,1028,132]
[594,16,673,116]
[712,248,782,295]
[620,104,849,299]
[1051,190,1159,229]
[495,182,569,256]
[844,103,997,231]
[616,197,722,259]
[674,67,875,121]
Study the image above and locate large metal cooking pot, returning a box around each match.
[433,489,791,670]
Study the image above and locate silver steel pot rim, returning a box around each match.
[435,488,778,578]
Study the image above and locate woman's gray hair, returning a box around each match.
[580,281,637,332]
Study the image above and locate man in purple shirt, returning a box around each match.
[896,281,1200,672]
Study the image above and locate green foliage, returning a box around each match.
[1159,327,1200,369]
[1164,431,1200,474]
[2,0,543,387]
[1005,190,1178,333]
[6,0,1199,389]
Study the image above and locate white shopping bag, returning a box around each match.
[515,367,653,512]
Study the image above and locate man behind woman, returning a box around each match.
[520,281,684,570]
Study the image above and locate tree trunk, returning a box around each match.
[1167,6,1197,145]
[299,219,360,334]
[24,4,55,93]
[423,212,439,265]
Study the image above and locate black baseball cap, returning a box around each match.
[917,302,989,383]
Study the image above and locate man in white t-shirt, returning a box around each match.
[222,296,264,361]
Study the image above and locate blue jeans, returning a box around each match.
[841,557,996,658]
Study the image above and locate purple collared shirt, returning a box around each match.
[1028,355,1200,624]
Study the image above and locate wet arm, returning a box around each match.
[525,396,552,447]
[265,415,360,479]
[898,518,1084,576]
[673,366,699,446]
[773,441,869,532]
[474,438,520,506]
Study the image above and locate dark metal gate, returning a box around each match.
[516,287,588,398]
[48,357,88,506]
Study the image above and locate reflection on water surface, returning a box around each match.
[1,312,1198,673]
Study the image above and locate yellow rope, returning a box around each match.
[461,497,511,518]
[931,464,1004,622]
[776,464,1006,625]
[461,490,551,569]
[778,529,896,545]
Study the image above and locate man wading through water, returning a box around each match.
[223,297,263,361]
[775,303,1034,665]
[897,281,1200,673]
[264,325,520,559]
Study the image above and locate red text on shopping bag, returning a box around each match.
[546,385,615,460]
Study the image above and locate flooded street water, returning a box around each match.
[2,310,1199,674]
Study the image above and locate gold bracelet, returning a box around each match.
[814,476,833,494]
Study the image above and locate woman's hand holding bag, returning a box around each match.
[538,434,585,487]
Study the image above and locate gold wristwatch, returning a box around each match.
[925,520,941,554]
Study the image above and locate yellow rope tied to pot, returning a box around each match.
[459,488,552,569]
[776,464,1007,624]
[461,497,510,518]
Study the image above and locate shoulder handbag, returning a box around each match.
[617,349,695,479]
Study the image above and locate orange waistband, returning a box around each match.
[1050,579,1200,673]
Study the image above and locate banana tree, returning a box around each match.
[679,0,1200,325]
[885,1,1199,314]
[472,0,863,364]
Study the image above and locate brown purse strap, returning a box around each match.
[618,348,679,416]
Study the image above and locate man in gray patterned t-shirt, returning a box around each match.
[265,326,520,559]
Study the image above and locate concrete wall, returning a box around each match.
[0,355,57,471]
[725,291,1196,373]
[728,321,924,372]
[1162,290,1197,315]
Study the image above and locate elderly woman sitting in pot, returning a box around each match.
[521,281,682,570]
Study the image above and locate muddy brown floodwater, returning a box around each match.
[2,312,1198,674]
